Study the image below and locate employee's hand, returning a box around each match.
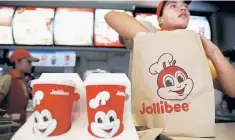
[200,34,235,98]
[199,35,219,60]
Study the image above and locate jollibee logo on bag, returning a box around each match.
[140,53,194,114]
[149,53,194,100]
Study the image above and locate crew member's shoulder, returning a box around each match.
[138,20,158,32]
[119,20,157,43]
[0,74,12,84]
[119,20,158,48]
[0,74,12,96]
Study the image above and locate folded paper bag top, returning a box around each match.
[31,79,80,137]
[84,73,129,139]
[131,30,215,137]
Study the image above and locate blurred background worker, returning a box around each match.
[0,49,39,125]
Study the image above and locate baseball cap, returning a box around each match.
[157,0,191,17]
[10,49,39,63]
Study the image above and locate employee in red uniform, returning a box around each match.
[0,49,39,125]
[105,0,235,98]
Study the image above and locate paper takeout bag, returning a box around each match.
[131,30,215,137]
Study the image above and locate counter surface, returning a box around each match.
[170,123,235,140]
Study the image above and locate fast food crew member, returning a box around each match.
[105,0,235,98]
[119,0,216,80]
[0,49,39,125]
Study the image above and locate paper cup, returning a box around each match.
[31,80,80,137]
[85,73,127,139]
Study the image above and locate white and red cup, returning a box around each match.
[84,73,128,139]
[31,80,80,137]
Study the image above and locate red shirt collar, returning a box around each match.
[9,69,23,79]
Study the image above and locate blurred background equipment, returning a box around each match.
[13,7,54,45]
[0,109,21,140]
[54,8,94,46]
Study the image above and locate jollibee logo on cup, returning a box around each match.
[32,82,79,137]
[32,90,57,137]
[33,109,57,137]
[141,53,194,114]
[88,90,125,139]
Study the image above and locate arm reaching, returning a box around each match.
[200,35,235,98]
[105,11,149,41]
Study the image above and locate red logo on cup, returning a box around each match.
[86,85,126,139]
[32,82,80,137]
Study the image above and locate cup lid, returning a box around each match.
[31,79,76,88]
[84,73,129,87]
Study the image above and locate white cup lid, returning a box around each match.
[84,73,129,87]
[31,79,76,88]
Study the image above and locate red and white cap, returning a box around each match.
[156,0,191,17]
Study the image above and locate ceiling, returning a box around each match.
[132,1,235,13]
[0,1,217,12]
[0,0,235,13]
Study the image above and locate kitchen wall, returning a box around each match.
[211,12,235,52]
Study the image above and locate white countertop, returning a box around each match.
[170,123,235,140]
